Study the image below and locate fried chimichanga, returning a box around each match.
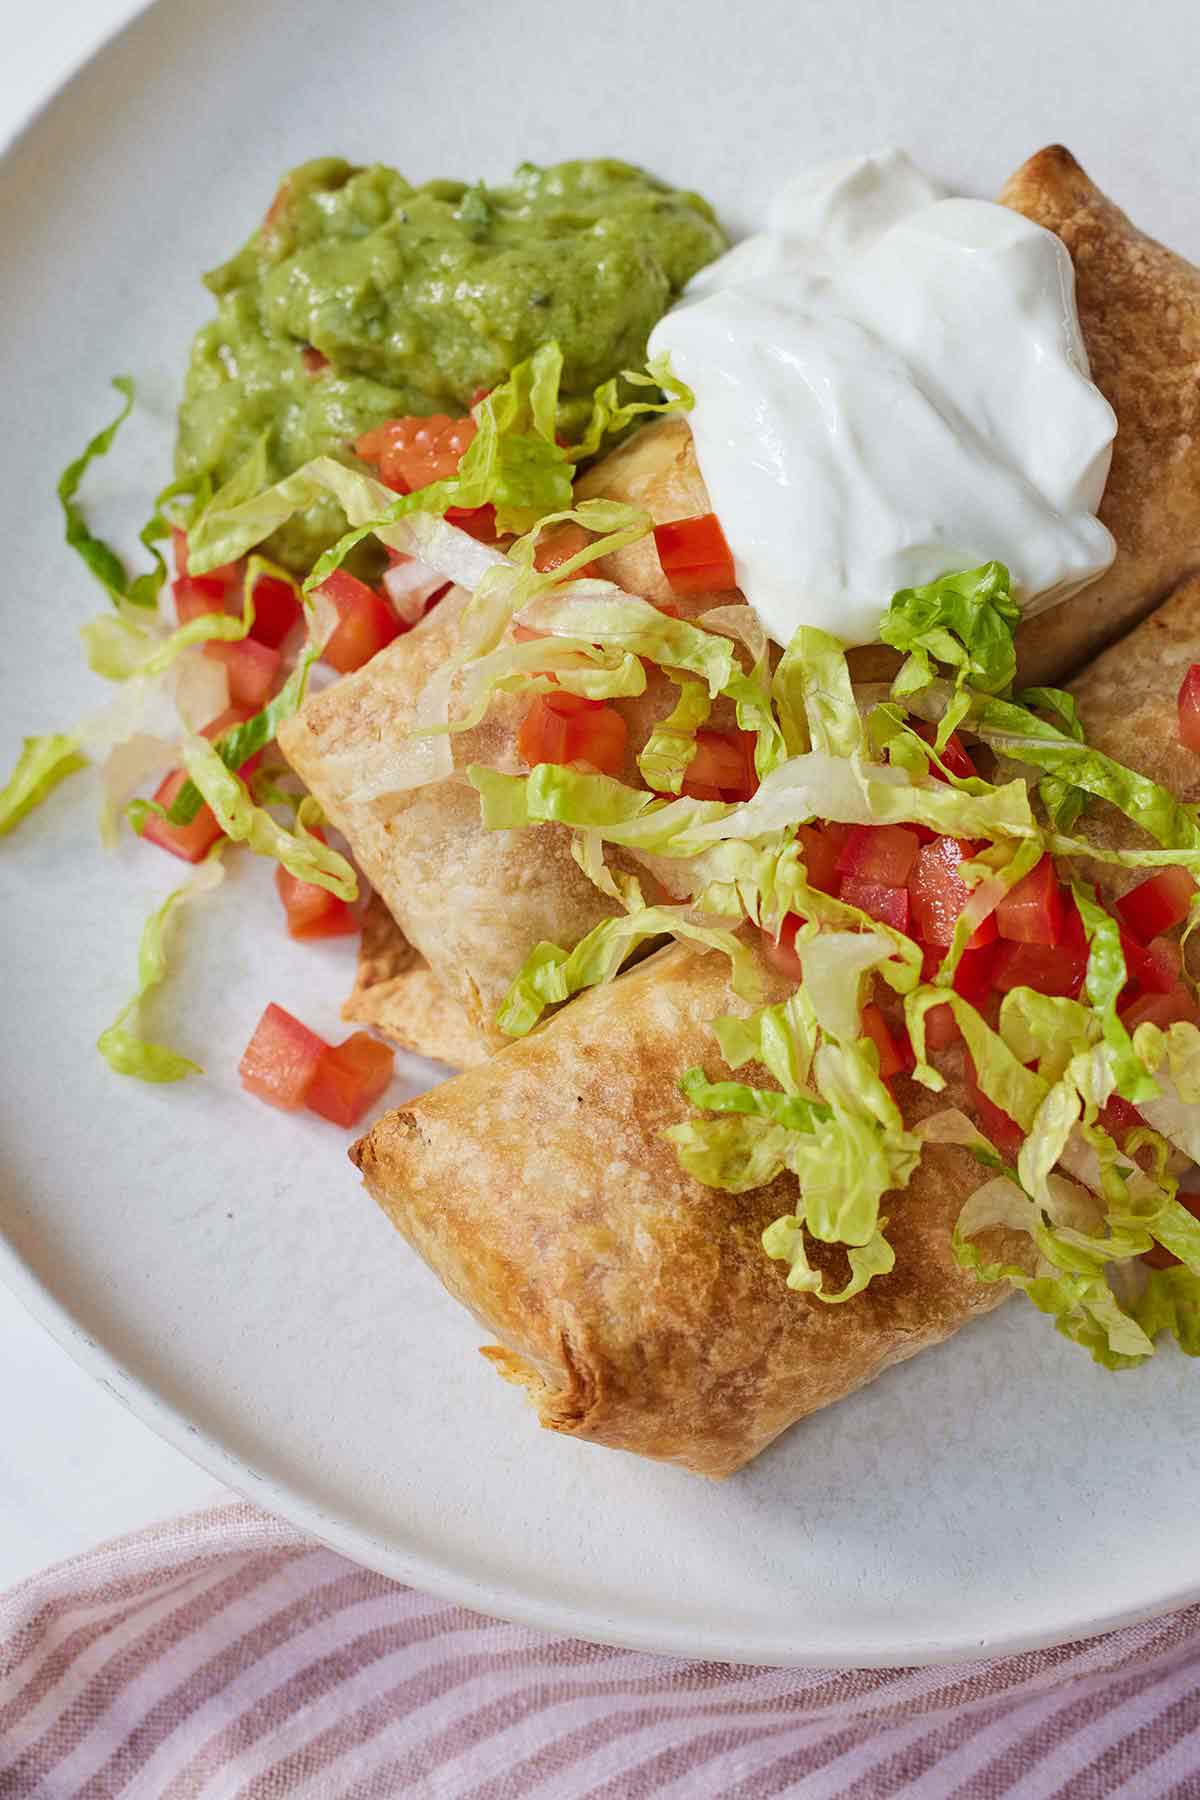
[279,425,739,1053]
[351,941,1019,1477]
[350,575,1200,1473]
[1002,147,1200,685]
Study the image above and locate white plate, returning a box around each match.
[2,0,1199,1668]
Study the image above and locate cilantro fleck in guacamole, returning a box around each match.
[175,157,727,572]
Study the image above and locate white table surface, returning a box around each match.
[0,0,234,1594]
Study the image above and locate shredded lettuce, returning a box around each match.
[97,853,225,1080]
[497,910,763,1038]
[881,562,1020,701]
[635,678,711,794]
[0,734,87,837]
[178,743,356,899]
[772,627,862,760]
[564,352,695,462]
[1071,881,1159,1105]
[969,695,1200,854]
[58,377,174,610]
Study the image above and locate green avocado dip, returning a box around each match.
[175,157,727,573]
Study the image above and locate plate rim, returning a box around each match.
[5,0,1200,1672]
[4,1237,1197,1667]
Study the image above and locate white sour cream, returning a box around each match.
[647,150,1117,647]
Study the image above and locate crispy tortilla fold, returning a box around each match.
[343,895,487,1068]
[1002,146,1200,685]
[351,941,1016,1477]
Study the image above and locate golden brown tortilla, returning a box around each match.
[1002,146,1200,685]
[351,941,1015,1478]
[342,895,488,1069]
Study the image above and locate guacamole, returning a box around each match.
[175,157,727,572]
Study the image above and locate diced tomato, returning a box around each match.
[1118,927,1178,1001]
[249,573,303,650]
[1115,868,1197,940]
[239,1003,327,1110]
[275,833,359,941]
[835,824,920,887]
[907,837,997,949]
[990,939,1088,999]
[653,513,737,597]
[317,569,402,674]
[1121,985,1200,1031]
[305,1032,396,1127]
[517,692,627,776]
[205,638,281,710]
[760,914,803,983]
[860,1001,911,1078]
[533,522,597,577]
[681,730,758,803]
[839,877,910,933]
[356,414,477,493]
[140,767,225,863]
[1099,1093,1143,1143]
[445,504,498,543]
[1178,665,1200,752]
[911,719,978,781]
[923,1004,960,1051]
[995,855,1065,946]
[963,1056,1023,1160]
[1144,1190,1200,1269]
[301,345,329,377]
[797,822,849,895]
[917,944,1000,1043]
[173,574,229,625]
[139,706,257,863]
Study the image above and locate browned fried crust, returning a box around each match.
[1001,146,1200,685]
[350,943,1014,1478]
[343,895,488,1068]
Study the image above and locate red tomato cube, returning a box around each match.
[517,694,628,777]
[1115,868,1197,940]
[836,824,920,887]
[681,729,758,802]
[797,823,850,895]
[908,838,996,949]
[995,856,1065,946]
[1120,985,1200,1031]
[963,1055,1023,1160]
[839,877,910,934]
[860,1001,911,1078]
[139,707,258,863]
[276,839,360,941]
[249,573,304,649]
[990,940,1088,999]
[305,1032,395,1127]
[205,638,281,710]
[317,570,402,674]
[173,575,228,625]
[239,1004,328,1110]
[760,914,804,984]
[653,513,737,597]
[910,720,978,781]
[1178,665,1200,752]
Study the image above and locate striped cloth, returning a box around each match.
[1,1504,1198,1798]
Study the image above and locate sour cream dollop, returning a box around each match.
[647,150,1117,647]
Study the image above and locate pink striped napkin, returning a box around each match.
[1,1504,1198,1799]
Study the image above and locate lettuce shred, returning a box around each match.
[97,853,226,1081]
[0,735,87,837]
